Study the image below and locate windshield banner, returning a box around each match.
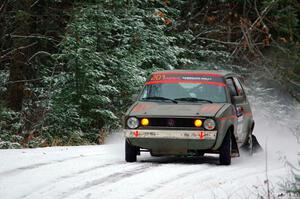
[146,72,225,86]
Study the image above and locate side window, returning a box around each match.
[226,78,238,97]
[233,77,245,96]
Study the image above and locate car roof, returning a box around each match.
[152,70,237,78]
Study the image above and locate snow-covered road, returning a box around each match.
[0,127,298,199]
[0,82,299,199]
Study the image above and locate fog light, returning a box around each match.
[141,118,149,126]
[194,119,202,127]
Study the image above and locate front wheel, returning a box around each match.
[219,131,232,165]
[125,139,137,162]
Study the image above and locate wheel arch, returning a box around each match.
[213,124,235,150]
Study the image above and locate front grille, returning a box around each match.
[139,118,201,128]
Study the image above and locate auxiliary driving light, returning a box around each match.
[194,119,202,127]
[141,118,149,126]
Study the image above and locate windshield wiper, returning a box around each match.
[141,96,178,104]
[174,97,213,103]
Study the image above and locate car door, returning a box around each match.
[225,77,247,143]
[232,77,252,143]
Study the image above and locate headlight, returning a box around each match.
[203,119,216,130]
[127,117,139,129]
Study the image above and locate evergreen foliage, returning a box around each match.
[0,0,299,147]
[280,155,300,197]
[42,1,186,144]
[1,0,227,146]
[0,106,22,149]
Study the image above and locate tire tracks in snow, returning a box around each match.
[20,160,125,199]
[134,166,216,199]
[133,160,240,199]
[0,153,104,177]
[135,162,284,199]
[57,163,162,199]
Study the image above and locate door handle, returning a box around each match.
[236,106,243,117]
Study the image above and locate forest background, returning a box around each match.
[0,0,299,148]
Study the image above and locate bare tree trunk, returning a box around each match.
[7,0,31,111]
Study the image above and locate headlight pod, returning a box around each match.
[203,119,216,130]
[127,117,139,129]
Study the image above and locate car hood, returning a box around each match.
[128,101,227,117]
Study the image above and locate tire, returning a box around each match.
[125,139,137,162]
[219,131,232,165]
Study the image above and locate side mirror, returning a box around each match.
[232,95,243,104]
[132,94,138,101]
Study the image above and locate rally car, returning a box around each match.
[124,70,257,165]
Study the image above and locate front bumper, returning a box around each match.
[124,129,217,140]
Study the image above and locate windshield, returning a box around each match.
[140,83,227,103]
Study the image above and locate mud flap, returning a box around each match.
[231,133,240,157]
[252,135,263,153]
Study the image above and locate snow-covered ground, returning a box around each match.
[0,132,297,199]
[0,83,299,199]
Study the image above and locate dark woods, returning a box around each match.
[0,0,299,148]
[1,0,72,111]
